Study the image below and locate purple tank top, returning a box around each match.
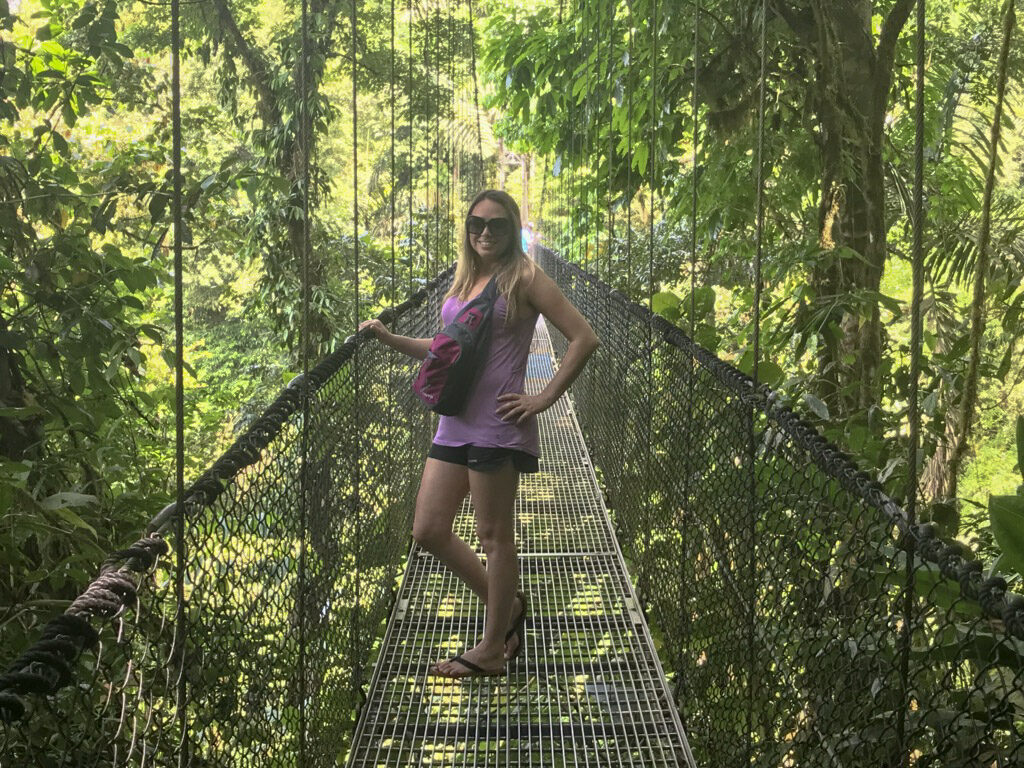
[433,291,541,455]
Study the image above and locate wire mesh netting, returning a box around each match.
[537,246,1024,767]
[0,269,452,767]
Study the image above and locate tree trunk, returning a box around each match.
[209,0,340,356]
[0,318,41,461]
[946,0,1017,500]
[793,0,914,416]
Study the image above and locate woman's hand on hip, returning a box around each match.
[496,392,550,424]
[358,318,392,343]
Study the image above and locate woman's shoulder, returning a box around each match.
[522,263,556,303]
[518,261,544,293]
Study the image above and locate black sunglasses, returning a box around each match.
[465,216,513,238]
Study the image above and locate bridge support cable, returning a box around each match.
[169,0,188,759]
[347,320,697,767]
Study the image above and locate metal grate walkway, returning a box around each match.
[347,320,696,767]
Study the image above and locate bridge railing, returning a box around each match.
[538,246,1024,768]
[0,268,453,766]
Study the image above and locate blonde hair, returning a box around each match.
[447,189,536,323]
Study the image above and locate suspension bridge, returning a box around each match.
[2,0,1023,764]
[2,246,1022,766]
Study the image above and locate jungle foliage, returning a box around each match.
[484,0,1024,563]
[0,0,501,658]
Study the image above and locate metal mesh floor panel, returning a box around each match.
[347,320,695,767]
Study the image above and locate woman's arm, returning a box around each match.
[358,319,433,360]
[385,334,433,360]
[496,267,600,424]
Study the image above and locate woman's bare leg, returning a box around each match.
[412,458,484,595]
[432,460,520,675]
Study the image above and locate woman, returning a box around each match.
[359,190,600,679]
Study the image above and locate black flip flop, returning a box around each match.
[430,654,506,679]
[504,590,528,661]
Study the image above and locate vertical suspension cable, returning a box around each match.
[385,0,398,638]
[461,1,468,203]
[898,0,927,761]
[424,7,431,275]
[747,0,768,760]
[448,0,456,262]
[606,0,616,283]
[447,1,453,261]
[297,0,312,757]
[390,0,397,305]
[688,2,699,336]
[639,0,658,627]
[468,0,483,189]
[570,0,579,264]
[540,154,549,244]
[586,0,595,276]
[673,0,700,722]
[647,0,657,311]
[350,0,363,694]
[408,0,414,292]
[561,0,569,253]
[626,0,633,294]
[442,0,448,264]
[169,0,187,761]
[433,1,440,273]
[565,1,573,261]
[752,7,765,382]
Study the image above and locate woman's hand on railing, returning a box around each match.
[359,318,393,343]
[359,319,433,360]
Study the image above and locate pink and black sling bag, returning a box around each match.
[412,275,499,416]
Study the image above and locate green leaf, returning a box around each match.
[756,361,784,387]
[989,495,1024,578]
[41,491,98,510]
[651,290,680,317]
[804,394,829,421]
[694,322,717,351]
[922,389,938,416]
[149,192,168,223]
[139,324,163,344]
[50,507,98,537]
[51,129,69,156]
[997,345,1014,382]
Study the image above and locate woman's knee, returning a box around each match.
[477,528,516,556]
[412,513,452,549]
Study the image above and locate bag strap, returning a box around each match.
[465,273,500,309]
[481,273,499,300]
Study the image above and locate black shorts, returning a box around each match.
[428,443,540,474]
